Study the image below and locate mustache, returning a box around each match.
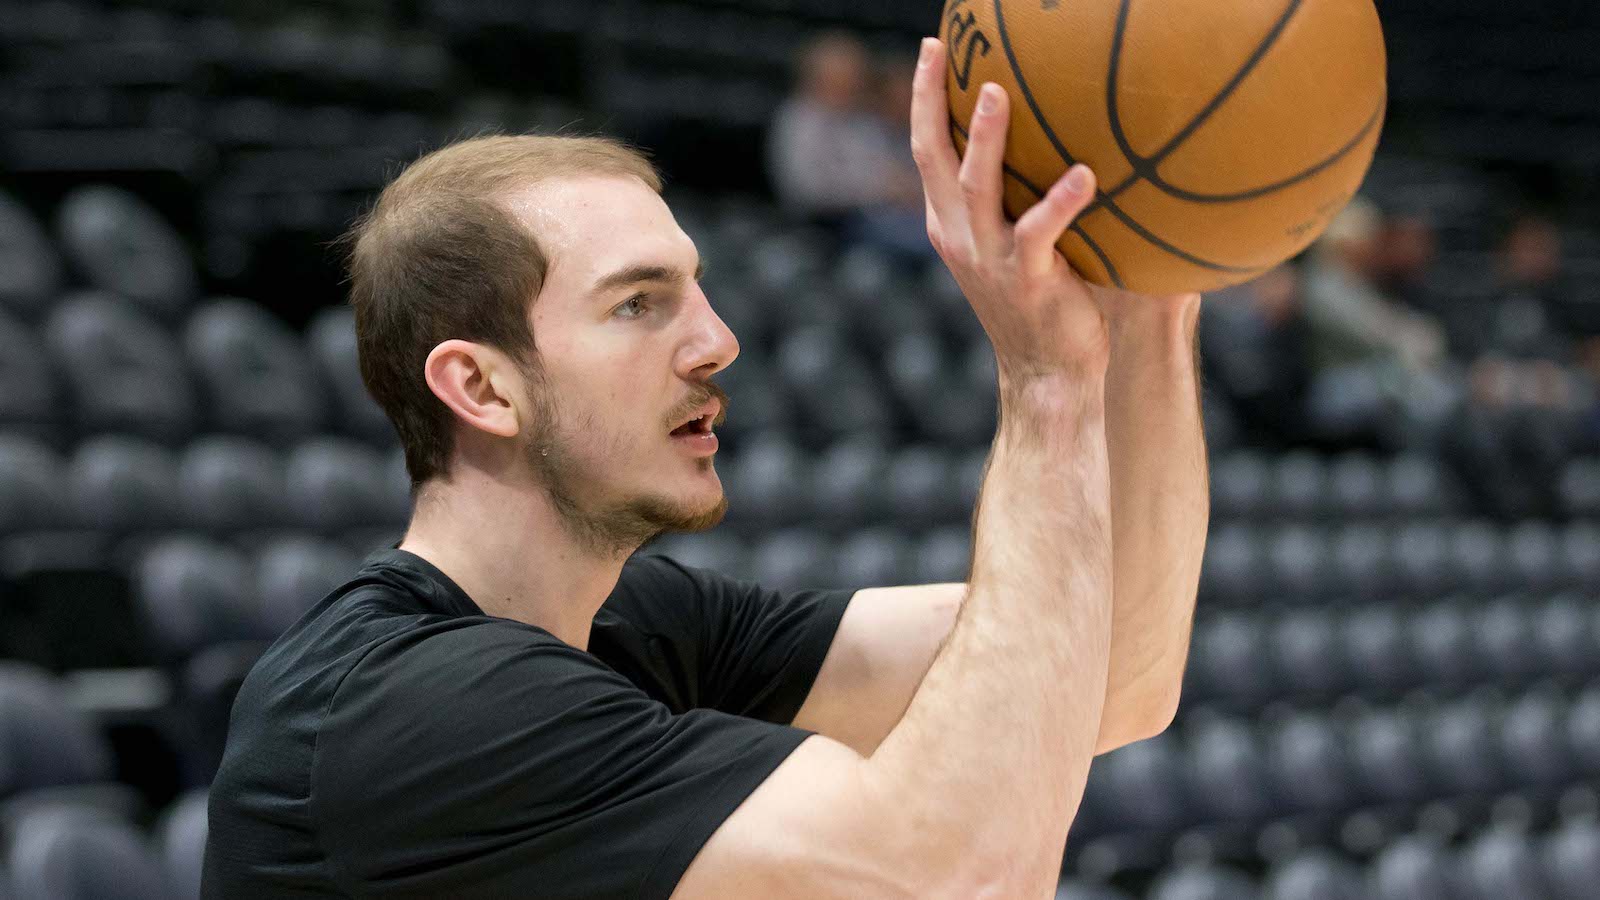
[666,381,730,430]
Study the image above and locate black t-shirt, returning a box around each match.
[202,548,853,898]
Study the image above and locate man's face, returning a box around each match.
[501,175,738,554]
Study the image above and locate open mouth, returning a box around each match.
[670,413,714,437]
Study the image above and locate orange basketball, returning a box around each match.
[941,0,1387,295]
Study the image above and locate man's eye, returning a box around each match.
[616,294,650,319]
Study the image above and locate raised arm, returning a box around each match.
[673,38,1116,899]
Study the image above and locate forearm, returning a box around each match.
[863,374,1114,894]
[1098,296,1208,747]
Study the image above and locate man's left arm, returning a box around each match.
[793,295,1207,757]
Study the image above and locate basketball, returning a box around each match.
[941,0,1388,295]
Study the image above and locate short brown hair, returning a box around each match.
[343,134,663,488]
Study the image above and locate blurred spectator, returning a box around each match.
[1301,198,1455,448]
[767,33,931,263]
[1375,210,1441,316]
[1476,212,1575,359]
[1202,263,1311,445]
[1444,356,1584,518]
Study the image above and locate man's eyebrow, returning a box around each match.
[591,257,707,295]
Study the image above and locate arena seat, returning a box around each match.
[44,293,195,443]
[1211,452,1271,520]
[134,537,256,659]
[284,437,403,532]
[1461,829,1557,900]
[1147,863,1261,900]
[1340,605,1413,694]
[0,313,58,441]
[4,805,167,900]
[1094,732,1187,831]
[1423,698,1504,796]
[1270,452,1329,519]
[184,299,326,445]
[1565,685,1600,776]
[1199,524,1265,604]
[1188,612,1272,705]
[885,445,956,526]
[646,533,749,579]
[0,436,68,535]
[1329,523,1392,600]
[67,436,180,536]
[911,527,969,585]
[1370,835,1458,900]
[1531,593,1593,679]
[0,192,62,321]
[1264,850,1369,900]
[155,789,207,900]
[749,528,831,592]
[1500,689,1574,789]
[1267,713,1357,814]
[0,665,116,799]
[1349,708,1430,804]
[1328,453,1384,518]
[723,434,808,527]
[1544,820,1600,900]
[252,536,356,637]
[54,185,197,322]
[1271,609,1347,697]
[1053,880,1135,900]
[1408,602,1476,689]
[306,306,393,446]
[833,528,913,589]
[1477,597,1540,683]
[177,436,285,534]
[809,438,890,528]
[1184,717,1273,822]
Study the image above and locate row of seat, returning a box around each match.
[1058,823,1600,900]
[1185,593,1600,708]
[1,790,206,900]
[1081,683,1600,835]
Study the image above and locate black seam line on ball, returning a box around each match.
[992,0,1259,275]
[1104,0,1303,205]
[950,119,1126,289]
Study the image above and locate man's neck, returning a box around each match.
[397,467,632,652]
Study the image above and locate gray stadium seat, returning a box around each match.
[1200,523,1264,603]
[885,445,956,526]
[177,436,286,533]
[712,356,795,439]
[0,436,68,534]
[1392,523,1450,598]
[156,789,207,900]
[1095,732,1186,831]
[1386,455,1453,517]
[1531,594,1593,679]
[1054,880,1135,900]
[134,537,255,658]
[1328,453,1384,518]
[1461,829,1556,900]
[1476,597,1539,682]
[67,436,179,533]
[54,184,197,321]
[1185,717,1272,821]
[1211,452,1270,520]
[306,305,393,445]
[1507,522,1559,592]
[1265,850,1369,900]
[1370,836,1457,900]
[1424,699,1503,796]
[284,437,403,532]
[0,665,115,798]
[1270,451,1329,519]
[644,534,749,579]
[0,312,58,438]
[184,299,325,444]
[1408,603,1475,689]
[44,292,195,442]
[724,434,807,526]
[1448,521,1508,595]
[1330,523,1392,600]
[253,536,356,637]
[5,805,167,900]
[809,438,889,527]
[749,528,832,592]
[1271,609,1346,696]
[0,191,62,320]
[1266,525,1331,602]
[1500,689,1573,788]
[833,529,913,589]
[1558,523,1600,587]
[912,527,969,585]
[1189,612,1272,704]
[1558,460,1600,518]
[1565,685,1600,776]
[1544,820,1600,900]
[1341,605,1412,694]
[1148,863,1261,900]
[1268,713,1356,814]
[1350,708,1430,804]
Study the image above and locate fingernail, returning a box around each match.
[1066,165,1090,193]
[918,38,936,68]
[978,85,998,114]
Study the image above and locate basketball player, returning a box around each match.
[202,37,1206,898]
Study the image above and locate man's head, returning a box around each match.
[1500,213,1563,287]
[797,32,870,112]
[1316,196,1382,279]
[344,134,738,555]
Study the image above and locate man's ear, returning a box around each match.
[423,340,522,439]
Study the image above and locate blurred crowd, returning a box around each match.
[766,34,1600,521]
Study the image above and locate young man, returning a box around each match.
[203,36,1206,899]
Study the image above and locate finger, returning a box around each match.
[909,38,963,227]
[1014,164,1098,278]
[956,83,1011,253]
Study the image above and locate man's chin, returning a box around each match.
[655,494,729,535]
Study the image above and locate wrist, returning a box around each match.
[997,368,1107,422]
[1105,292,1201,341]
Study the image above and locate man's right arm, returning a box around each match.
[675,37,1116,900]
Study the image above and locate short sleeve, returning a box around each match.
[312,620,815,900]
[601,555,854,724]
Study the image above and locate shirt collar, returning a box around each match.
[358,546,486,620]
